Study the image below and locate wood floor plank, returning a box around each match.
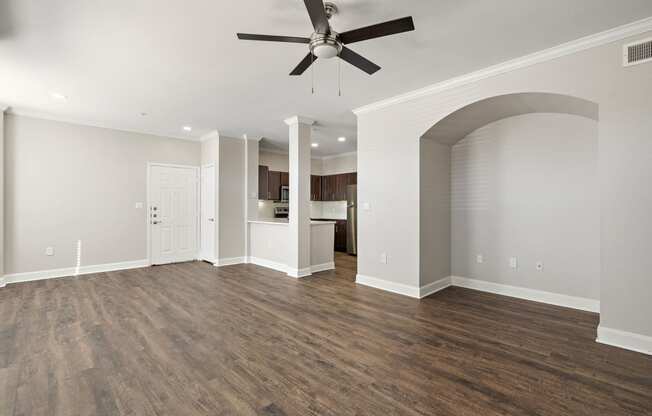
[0,252,650,415]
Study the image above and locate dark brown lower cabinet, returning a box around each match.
[334,220,347,252]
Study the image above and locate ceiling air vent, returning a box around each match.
[623,37,652,67]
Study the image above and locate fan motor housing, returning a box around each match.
[310,32,342,59]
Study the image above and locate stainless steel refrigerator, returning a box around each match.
[346,185,357,255]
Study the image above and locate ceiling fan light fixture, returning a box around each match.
[309,32,341,59]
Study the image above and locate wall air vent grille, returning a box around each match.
[623,37,652,67]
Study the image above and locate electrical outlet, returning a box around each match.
[509,257,518,269]
[476,254,484,264]
[135,202,144,209]
[46,247,55,256]
[536,261,544,271]
[380,252,388,264]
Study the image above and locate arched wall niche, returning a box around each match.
[420,92,599,145]
[418,92,601,306]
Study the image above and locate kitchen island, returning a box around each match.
[248,219,335,277]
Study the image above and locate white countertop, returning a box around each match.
[248,219,336,226]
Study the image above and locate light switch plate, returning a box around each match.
[362,202,371,211]
[509,257,518,269]
[46,247,55,256]
[135,202,144,209]
[476,254,484,264]
[380,252,388,264]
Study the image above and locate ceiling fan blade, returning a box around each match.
[290,53,317,76]
[339,47,380,75]
[237,33,310,44]
[339,16,415,44]
[303,0,330,34]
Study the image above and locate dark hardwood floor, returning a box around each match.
[0,253,650,415]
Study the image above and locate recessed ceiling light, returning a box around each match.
[338,136,347,142]
[311,143,319,148]
[183,126,192,132]
[50,92,67,101]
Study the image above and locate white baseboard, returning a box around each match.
[597,326,652,356]
[247,257,335,278]
[215,257,246,267]
[356,274,420,298]
[2,259,150,286]
[420,276,453,298]
[287,267,312,279]
[311,262,335,273]
[247,257,289,274]
[451,276,600,313]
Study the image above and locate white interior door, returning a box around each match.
[149,165,198,265]
[200,164,216,262]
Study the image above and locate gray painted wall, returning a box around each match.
[218,137,245,260]
[4,114,200,274]
[357,30,652,338]
[419,139,451,286]
[450,113,600,300]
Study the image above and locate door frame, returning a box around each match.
[200,163,217,263]
[146,162,201,266]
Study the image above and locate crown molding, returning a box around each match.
[353,15,652,116]
[199,130,219,142]
[320,151,357,160]
[284,116,315,126]
[8,107,201,142]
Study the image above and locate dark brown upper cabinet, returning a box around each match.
[258,166,356,201]
[268,171,282,201]
[258,165,269,200]
[280,172,289,187]
[311,175,322,201]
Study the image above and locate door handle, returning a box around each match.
[208,218,215,222]
[152,221,160,225]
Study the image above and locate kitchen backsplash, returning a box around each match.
[258,200,347,220]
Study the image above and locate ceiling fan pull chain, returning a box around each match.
[338,58,342,97]
[311,54,315,94]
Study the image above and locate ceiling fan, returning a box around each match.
[236,0,415,76]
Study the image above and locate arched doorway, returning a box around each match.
[419,92,600,310]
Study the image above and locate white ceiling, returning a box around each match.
[1,1,651,156]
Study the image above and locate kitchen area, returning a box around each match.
[249,148,357,276]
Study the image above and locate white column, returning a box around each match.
[0,106,6,287]
[285,116,314,278]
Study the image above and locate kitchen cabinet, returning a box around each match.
[334,220,348,252]
[321,175,337,201]
[280,172,289,187]
[258,165,269,200]
[311,175,321,201]
[259,166,356,202]
[268,171,281,201]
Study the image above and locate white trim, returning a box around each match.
[353,16,652,115]
[319,151,357,161]
[3,259,149,286]
[451,276,600,313]
[311,262,335,273]
[200,130,219,142]
[284,116,315,126]
[146,163,200,266]
[355,274,420,298]
[596,326,652,356]
[287,267,312,279]
[419,276,453,298]
[0,278,6,288]
[7,108,201,142]
[215,257,246,267]
[247,256,289,274]
[200,163,217,263]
